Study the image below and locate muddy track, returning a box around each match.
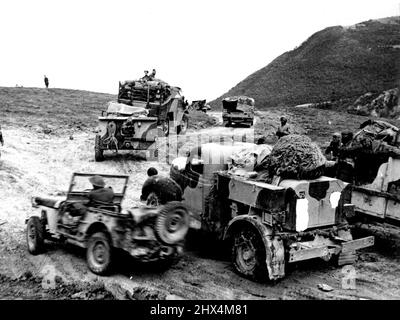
[0,124,399,300]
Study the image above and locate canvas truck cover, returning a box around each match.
[222,96,255,113]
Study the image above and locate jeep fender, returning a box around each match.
[224,215,285,281]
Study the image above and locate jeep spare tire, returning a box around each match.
[155,202,189,245]
[26,216,45,255]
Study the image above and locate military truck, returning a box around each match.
[222,96,255,127]
[26,173,190,275]
[334,120,400,227]
[146,142,374,281]
[95,79,189,161]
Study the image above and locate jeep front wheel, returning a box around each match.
[86,232,112,275]
[232,226,268,282]
[95,135,104,162]
[26,216,45,255]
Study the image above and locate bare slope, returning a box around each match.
[211,17,400,109]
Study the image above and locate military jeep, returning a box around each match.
[95,79,189,161]
[26,173,190,275]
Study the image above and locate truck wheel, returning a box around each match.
[178,114,188,135]
[232,226,268,281]
[26,216,45,255]
[95,135,104,162]
[155,202,190,245]
[146,192,160,207]
[86,232,112,275]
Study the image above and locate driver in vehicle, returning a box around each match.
[87,175,114,204]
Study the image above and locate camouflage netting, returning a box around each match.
[255,134,326,182]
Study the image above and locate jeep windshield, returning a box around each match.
[68,173,129,195]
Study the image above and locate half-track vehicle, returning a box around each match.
[95,79,189,161]
[147,142,374,281]
[222,96,255,127]
[26,173,190,275]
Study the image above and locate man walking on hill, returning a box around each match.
[0,125,4,159]
[44,75,49,88]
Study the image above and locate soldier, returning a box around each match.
[276,116,291,139]
[87,175,114,203]
[336,131,355,183]
[147,167,158,176]
[150,69,156,80]
[141,167,182,204]
[0,125,3,146]
[44,75,49,88]
[325,132,341,160]
[141,70,151,81]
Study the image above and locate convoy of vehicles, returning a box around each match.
[26,173,189,275]
[23,75,399,285]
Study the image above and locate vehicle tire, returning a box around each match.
[146,191,161,207]
[178,114,189,135]
[224,120,230,127]
[231,226,268,282]
[26,216,45,255]
[155,202,190,245]
[86,232,112,275]
[95,135,104,162]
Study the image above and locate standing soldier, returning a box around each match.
[44,75,49,88]
[276,116,291,139]
[325,132,341,160]
[0,125,4,159]
[150,69,156,80]
[0,125,3,146]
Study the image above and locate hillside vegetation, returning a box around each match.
[0,87,115,132]
[211,17,400,110]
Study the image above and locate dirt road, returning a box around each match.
[0,122,399,300]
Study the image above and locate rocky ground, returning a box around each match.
[0,87,399,300]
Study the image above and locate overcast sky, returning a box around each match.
[0,0,398,101]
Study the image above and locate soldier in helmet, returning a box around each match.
[87,175,114,204]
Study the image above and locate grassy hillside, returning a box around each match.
[0,87,115,131]
[211,17,400,110]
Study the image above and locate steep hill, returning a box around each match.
[211,17,400,109]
